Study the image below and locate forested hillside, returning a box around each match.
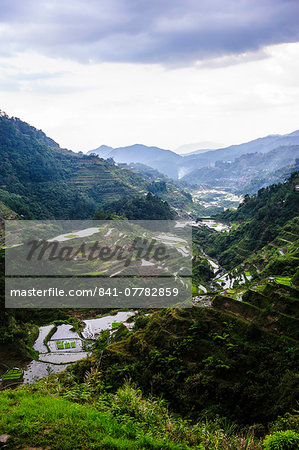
[194,172,299,269]
[240,159,299,195]
[0,112,150,219]
[0,112,196,219]
[0,113,298,449]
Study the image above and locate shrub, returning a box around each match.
[263,430,299,449]
[269,413,299,433]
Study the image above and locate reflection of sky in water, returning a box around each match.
[48,227,100,242]
[50,324,80,340]
[22,360,68,384]
[20,311,137,384]
[33,324,54,353]
[39,352,90,364]
[82,311,136,339]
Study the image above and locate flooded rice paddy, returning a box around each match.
[20,311,138,384]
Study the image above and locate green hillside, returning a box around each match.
[63,286,298,426]
[194,172,299,270]
[0,382,271,449]
[240,159,299,195]
[0,112,196,219]
[0,112,151,219]
[0,115,298,449]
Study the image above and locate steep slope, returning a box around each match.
[0,112,152,219]
[241,158,299,195]
[65,175,298,424]
[1,158,298,437]
[72,303,298,425]
[239,216,299,280]
[0,112,195,219]
[0,388,191,449]
[194,172,299,270]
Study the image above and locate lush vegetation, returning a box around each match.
[0,113,147,219]
[241,158,299,195]
[194,172,299,270]
[262,430,299,450]
[0,113,191,220]
[97,192,175,220]
[0,112,197,220]
[69,301,298,426]
[2,294,297,447]
[0,381,267,449]
[1,368,23,381]
[2,376,298,449]
[0,113,298,448]
[192,244,214,286]
[0,387,187,449]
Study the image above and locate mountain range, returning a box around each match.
[1,110,298,447]
[88,144,182,178]
[88,130,299,189]
[181,145,299,191]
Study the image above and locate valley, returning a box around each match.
[88,131,299,193]
[0,113,298,449]
[1,0,299,446]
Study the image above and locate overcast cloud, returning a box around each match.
[0,0,299,65]
[0,1,298,151]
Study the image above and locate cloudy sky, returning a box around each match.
[0,0,299,153]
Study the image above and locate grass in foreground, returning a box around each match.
[0,389,184,449]
[0,380,266,449]
[1,379,298,449]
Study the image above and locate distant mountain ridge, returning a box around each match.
[186,130,299,157]
[181,145,299,190]
[180,131,299,179]
[88,143,182,178]
[175,141,221,154]
[87,130,299,183]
